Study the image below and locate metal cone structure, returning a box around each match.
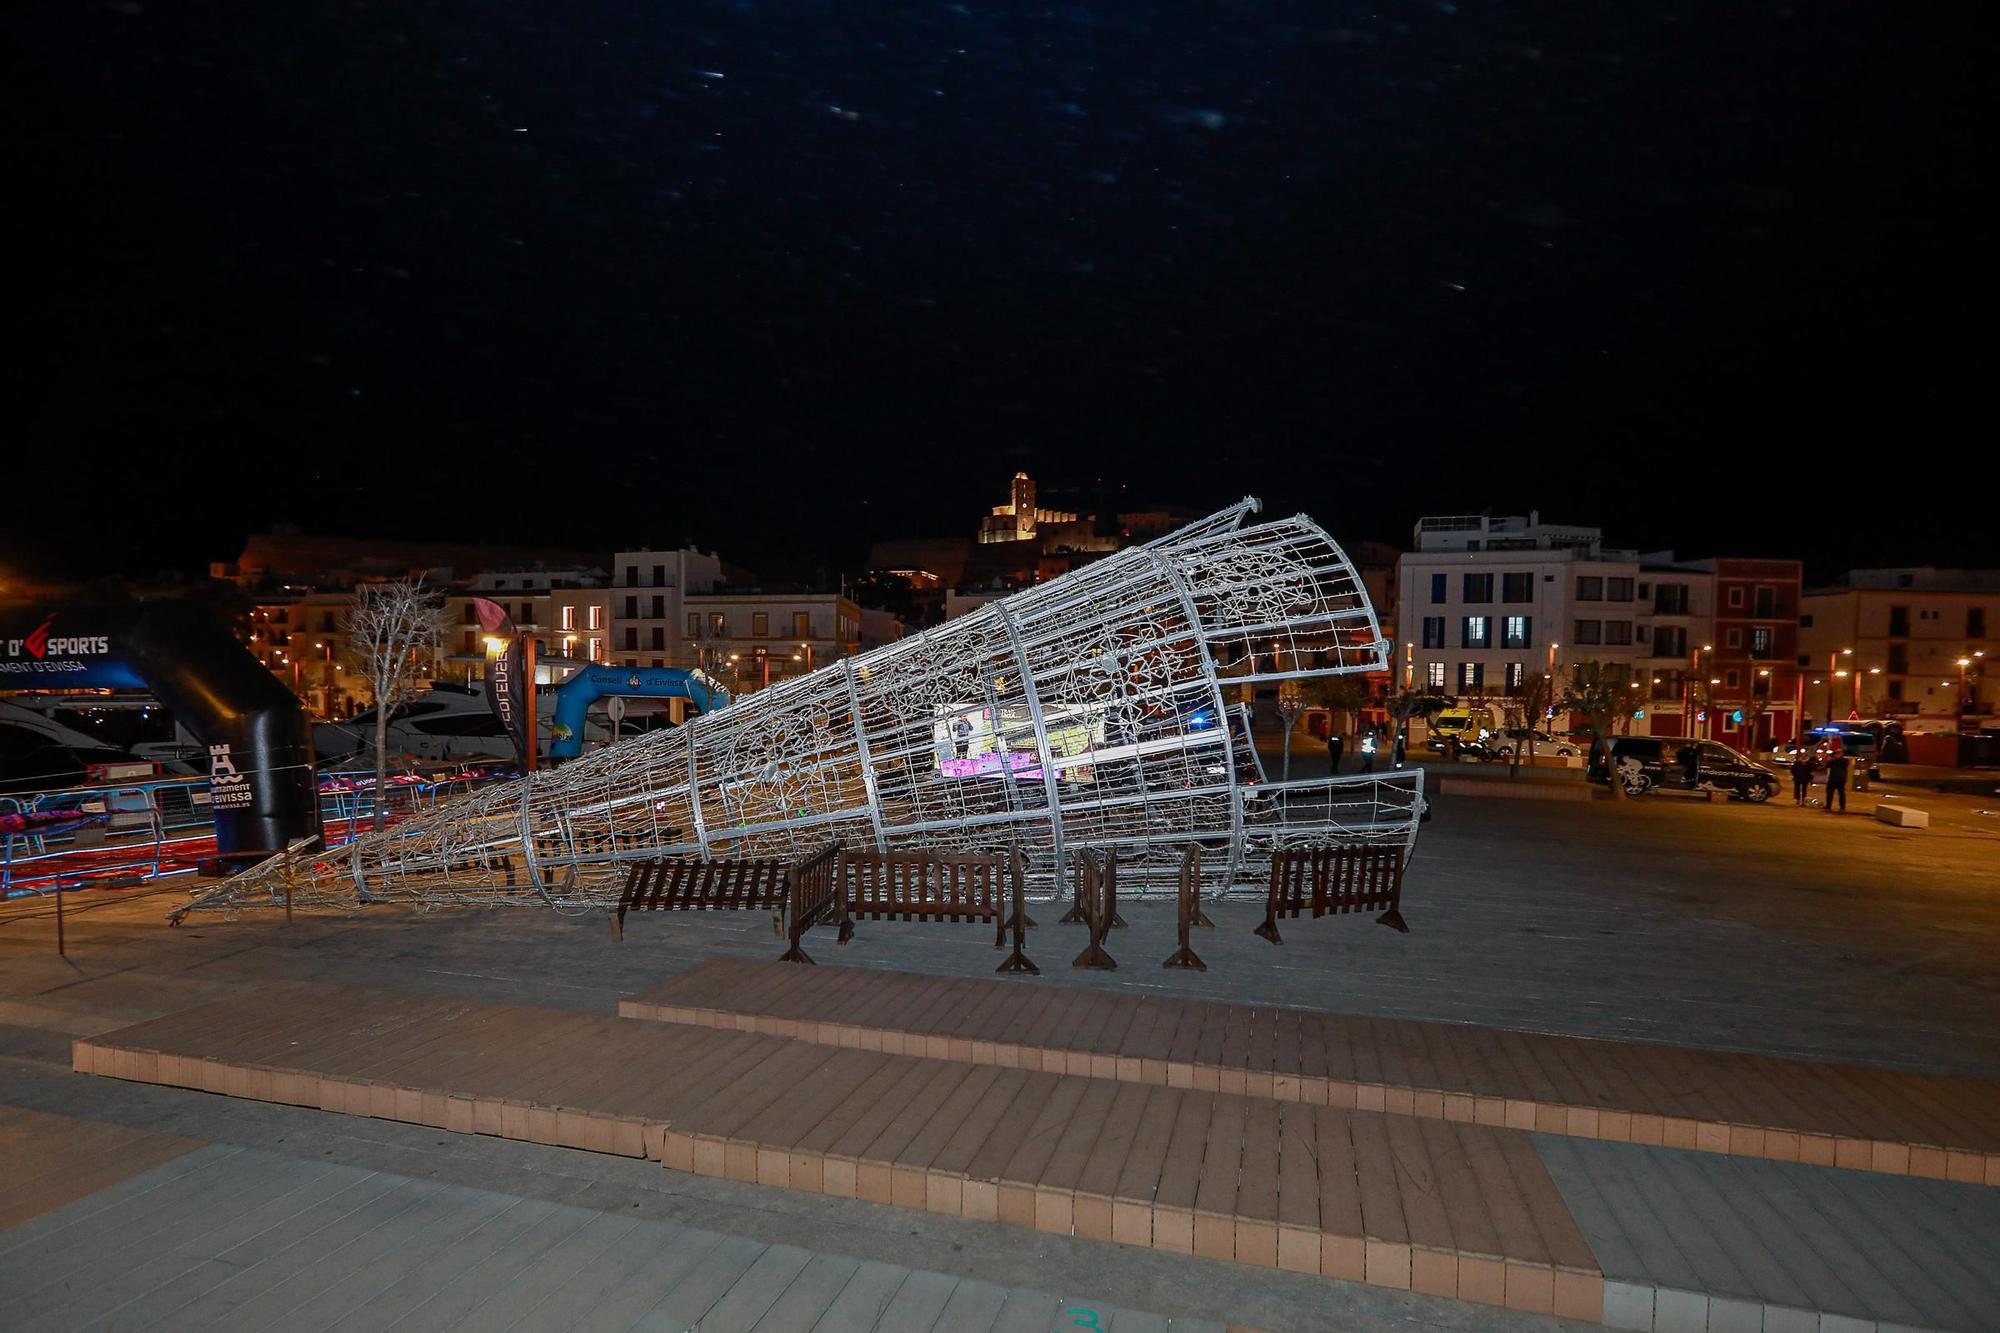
[175,498,1424,919]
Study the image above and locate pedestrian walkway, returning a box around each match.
[0,1143,1223,1332]
[77,981,1607,1320]
[0,1104,199,1230]
[624,959,2000,1183]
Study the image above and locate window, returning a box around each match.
[650,595,666,618]
[752,612,770,637]
[1459,662,1484,692]
[1573,620,1602,645]
[461,629,476,654]
[1461,616,1492,648]
[1888,643,1908,674]
[1887,678,1904,700]
[1426,661,1447,689]
[1430,573,1447,604]
[1576,576,1603,601]
[1754,586,1775,617]
[624,628,638,651]
[462,604,478,624]
[560,605,574,630]
[1502,572,1534,603]
[1421,616,1446,649]
[588,605,602,629]
[710,612,727,635]
[1654,584,1688,615]
[1603,620,1633,646]
[518,602,533,623]
[1505,662,1524,692]
[1751,627,1772,659]
[1607,578,1634,602]
[649,628,665,651]
[1462,572,1494,604]
[587,637,601,662]
[624,595,638,619]
[687,612,701,638]
[1799,613,1813,628]
[622,566,636,585]
[652,658,664,669]
[1727,587,1745,609]
[793,611,812,637]
[1502,616,1531,649]
[652,564,665,587]
[1752,672,1770,699]
[1655,626,1687,658]
[1726,628,1742,648]
[1970,607,1987,638]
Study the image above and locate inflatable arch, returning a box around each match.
[0,601,321,860]
[547,666,731,759]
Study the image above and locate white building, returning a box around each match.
[608,548,724,669]
[685,591,863,694]
[442,569,612,676]
[1396,514,1643,700]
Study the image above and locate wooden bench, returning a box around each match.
[1067,847,1119,971]
[796,848,1039,974]
[610,854,793,940]
[1254,844,1409,945]
[1161,843,1213,971]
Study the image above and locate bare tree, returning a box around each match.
[1301,675,1371,745]
[1384,689,1446,768]
[344,579,446,831]
[1561,661,1635,800]
[1504,670,1556,776]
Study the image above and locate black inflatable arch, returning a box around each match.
[1,600,321,861]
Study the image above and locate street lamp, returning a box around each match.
[799,641,815,674]
[1959,657,1976,713]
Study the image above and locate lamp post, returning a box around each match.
[1686,644,1712,740]
[1959,657,1976,715]
[1828,648,1852,727]
[315,641,335,717]
[1277,688,1303,783]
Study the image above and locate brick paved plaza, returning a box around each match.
[3,787,1997,1332]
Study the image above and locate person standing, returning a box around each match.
[1789,746,1813,805]
[1823,748,1850,814]
[1326,730,1344,775]
[1358,730,1377,773]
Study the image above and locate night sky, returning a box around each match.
[11,2,1983,584]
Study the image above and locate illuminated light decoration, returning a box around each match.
[173,500,1423,918]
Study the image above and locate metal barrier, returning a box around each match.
[3,763,506,899]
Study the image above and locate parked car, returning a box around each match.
[1481,727,1580,760]
[1597,737,1779,802]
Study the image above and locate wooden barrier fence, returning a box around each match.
[1161,843,1212,970]
[1254,843,1410,945]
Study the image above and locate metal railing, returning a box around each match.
[2,763,509,898]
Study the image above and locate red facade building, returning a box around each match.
[1706,558,1803,749]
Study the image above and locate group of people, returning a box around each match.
[1787,743,1854,812]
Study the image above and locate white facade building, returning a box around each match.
[608,548,724,669]
[684,591,863,695]
[1396,515,1643,701]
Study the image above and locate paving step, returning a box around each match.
[75,981,1606,1322]
[622,958,2000,1184]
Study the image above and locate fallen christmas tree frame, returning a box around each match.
[173,498,1423,920]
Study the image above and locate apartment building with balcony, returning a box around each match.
[442,568,612,679]
[684,591,864,694]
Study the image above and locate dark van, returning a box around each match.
[1599,737,1780,802]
